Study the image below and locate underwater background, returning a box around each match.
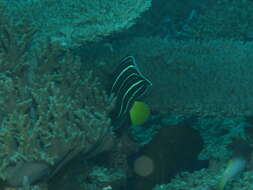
[1,0,253,189]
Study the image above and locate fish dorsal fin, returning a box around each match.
[111,56,138,93]
[111,56,152,119]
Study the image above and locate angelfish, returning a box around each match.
[111,56,152,120]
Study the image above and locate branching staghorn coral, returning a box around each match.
[0,67,115,186]
[0,13,116,187]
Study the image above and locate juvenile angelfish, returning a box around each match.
[111,56,152,120]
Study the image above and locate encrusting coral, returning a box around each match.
[152,159,253,190]
[152,168,221,190]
